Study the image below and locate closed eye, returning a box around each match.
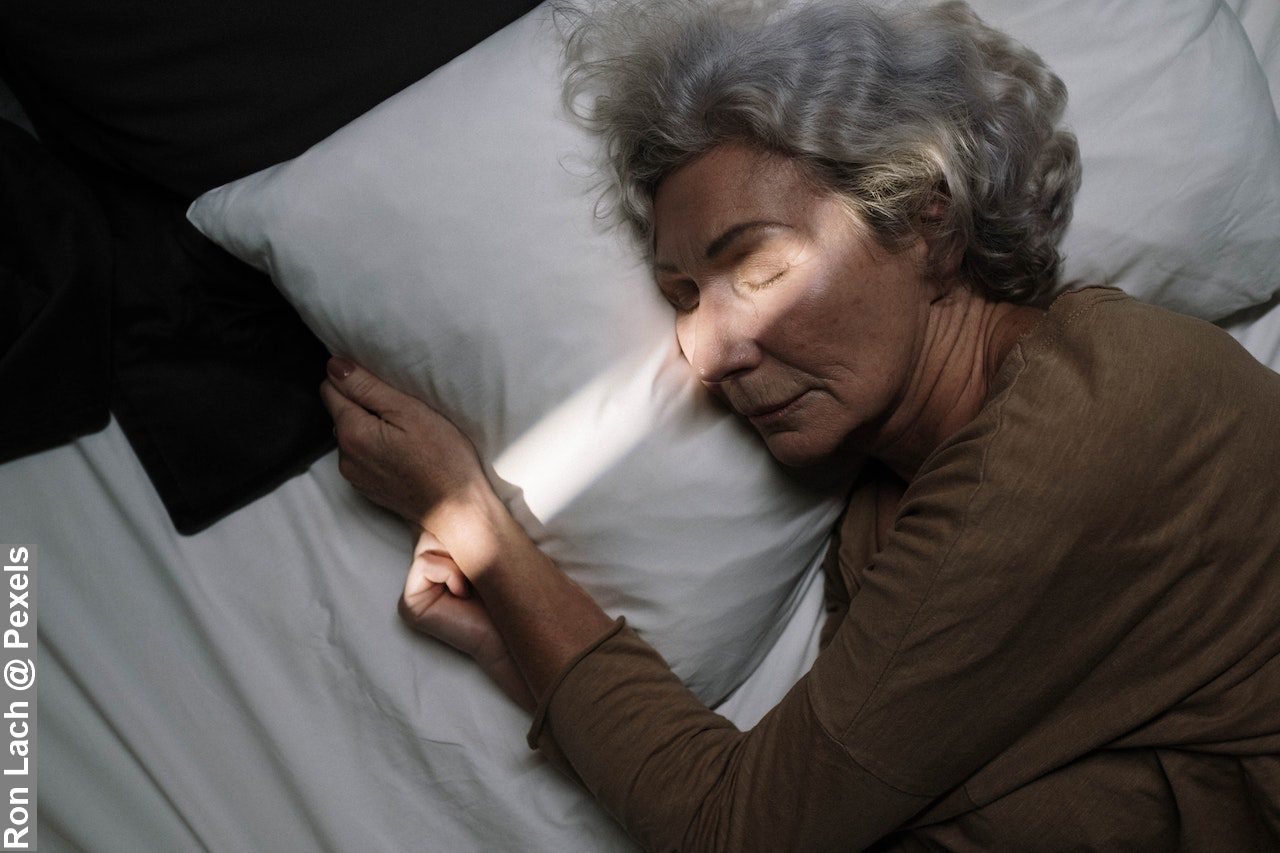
[748,266,790,289]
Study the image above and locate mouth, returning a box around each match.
[743,391,810,426]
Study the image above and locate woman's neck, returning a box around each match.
[865,286,1045,482]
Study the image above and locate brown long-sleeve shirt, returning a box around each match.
[525,286,1280,851]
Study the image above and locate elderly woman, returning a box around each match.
[318,0,1280,849]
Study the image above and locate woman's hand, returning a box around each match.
[399,528,536,713]
[318,355,605,715]
[319,356,492,536]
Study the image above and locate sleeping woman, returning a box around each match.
[317,0,1280,848]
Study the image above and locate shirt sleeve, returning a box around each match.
[525,615,933,852]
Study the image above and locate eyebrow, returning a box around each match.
[654,220,791,274]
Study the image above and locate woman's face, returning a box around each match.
[652,143,937,467]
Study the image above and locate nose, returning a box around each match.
[681,292,759,384]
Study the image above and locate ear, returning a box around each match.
[916,191,965,283]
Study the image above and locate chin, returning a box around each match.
[763,429,867,487]
[762,431,828,468]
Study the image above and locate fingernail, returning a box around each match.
[328,356,354,380]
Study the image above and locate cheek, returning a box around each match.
[767,271,916,426]
[757,269,857,370]
[825,320,914,415]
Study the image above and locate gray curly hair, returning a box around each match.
[554,0,1081,304]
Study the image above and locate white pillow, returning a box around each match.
[187,3,847,707]
[963,0,1280,318]
[187,0,1280,703]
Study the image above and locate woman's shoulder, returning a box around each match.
[1014,285,1275,390]
[990,285,1280,436]
[912,284,1280,535]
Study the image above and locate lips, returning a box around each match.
[741,391,807,419]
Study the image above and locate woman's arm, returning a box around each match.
[318,358,928,849]
[434,491,620,703]
[410,462,937,851]
[398,528,538,713]
[317,356,614,703]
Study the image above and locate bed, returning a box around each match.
[4,1,1280,850]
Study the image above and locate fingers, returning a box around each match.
[325,356,406,421]
[408,548,470,599]
[400,585,485,657]
[398,561,489,660]
[319,378,374,440]
[401,534,475,642]
[412,529,469,597]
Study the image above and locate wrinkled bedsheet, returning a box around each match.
[6,415,826,851]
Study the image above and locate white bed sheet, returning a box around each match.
[8,409,825,852]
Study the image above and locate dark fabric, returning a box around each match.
[1,86,336,533]
[0,0,543,198]
[0,118,112,463]
[87,167,337,535]
[0,1,540,533]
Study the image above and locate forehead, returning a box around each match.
[652,144,824,262]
